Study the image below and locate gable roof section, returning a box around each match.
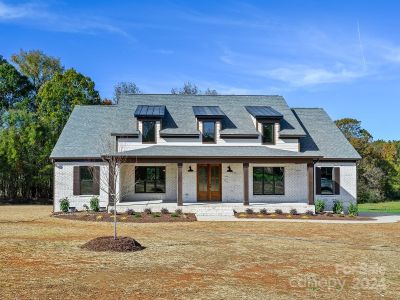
[292,108,361,160]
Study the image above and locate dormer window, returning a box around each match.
[142,120,156,143]
[261,123,274,144]
[192,106,225,145]
[245,106,283,146]
[202,121,216,143]
[134,105,166,145]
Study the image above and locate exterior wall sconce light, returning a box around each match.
[227,166,233,173]
[188,166,194,172]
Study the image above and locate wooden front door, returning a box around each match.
[197,164,222,201]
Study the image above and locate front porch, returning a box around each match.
[113,158,316,212]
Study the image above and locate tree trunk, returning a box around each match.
[113,195,117,240]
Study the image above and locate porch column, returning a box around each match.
[307,163,315,205]
[243,163,249,206]
[177,163,183,206]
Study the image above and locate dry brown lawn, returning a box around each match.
[0,205,399,300]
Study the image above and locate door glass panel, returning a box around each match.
[198,166,208,192]
[210,166,220,192]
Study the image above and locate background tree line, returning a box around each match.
[0,50,399,203]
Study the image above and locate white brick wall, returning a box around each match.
[314,162,357,211]
[222,163,244,202]
[119,163,177,202]
[54,162,109,212]
[249,163,308,203]
[116,119,299,151]
[182,163,197,202]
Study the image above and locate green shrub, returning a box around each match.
[171,213,179,218]
[134,213,141,218]
[289,208,297,215]
[144,208,152,214]
[333,201,344,214]
[59,197,69,213]
[175,208,182,215]
[305,210,314,216]
[275,209,283,215]
[315,199,325,213]
[152,213,161,218]
[161,208,169,214]
[348,203,358,216]
[90,197,100,212]
[245,208,254,214]
[126,209,135,215]
[259,208,268,215]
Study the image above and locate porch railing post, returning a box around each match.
[243,162,249,206]
[177,163,183,206]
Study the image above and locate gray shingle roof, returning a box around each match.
[113,146,319,158]
[50,94,360,160]
[118,94,306,136]
[292,108,361,160]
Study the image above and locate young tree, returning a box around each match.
[11,50,64,93]
[113,82,142,103]
[88,140,139,240]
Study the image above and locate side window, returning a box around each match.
[142,121,156,143]
[202,121,216,143]
[316,167,340,195]
[73,166,100,196]
[80,167,93,195]
[261,123,274,144]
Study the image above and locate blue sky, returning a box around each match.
[1,0,399,140]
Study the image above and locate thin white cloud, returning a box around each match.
[0,1,41,19]
[258,65,367,87]
[0,1,128,36]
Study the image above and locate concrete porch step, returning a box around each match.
[194,209,235,217]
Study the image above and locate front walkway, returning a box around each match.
[196,214,400,223]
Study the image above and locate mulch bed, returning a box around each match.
[54,211,197,223]
[235,212,373,221]
[81,236,144,252]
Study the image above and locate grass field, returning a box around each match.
[0,205,399,299]
[358,201,400,214]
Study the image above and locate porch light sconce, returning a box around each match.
[188,166,194,172]
[227,166,233,173]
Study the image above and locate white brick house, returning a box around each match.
[50,95,360,213]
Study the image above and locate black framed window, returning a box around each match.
[135,166,166,193]
[253,167,284,195]
[261,123,274,144]
[202,121,216,143]
[142,121,156,143]
[80,166,94,195]
[320,167,334,195]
